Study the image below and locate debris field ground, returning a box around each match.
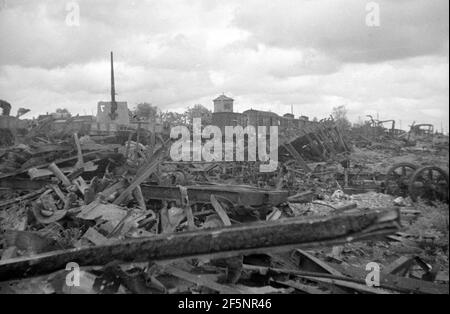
[0,120,448,294]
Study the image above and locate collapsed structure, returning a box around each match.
[0,53,448,294]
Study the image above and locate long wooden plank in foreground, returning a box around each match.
[0,208,400,281]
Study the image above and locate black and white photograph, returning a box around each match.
[0,0,448,298]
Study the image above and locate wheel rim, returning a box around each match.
[384,162,418,196]
[409,166,449,202]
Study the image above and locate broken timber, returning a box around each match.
[0,149,116,180]
[0,208,400,281]
[113,143,169,205]
[282,143,312,173]
[141,184,289,207]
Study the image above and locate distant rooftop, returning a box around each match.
[213,94,234,102]
[243,109,279,117]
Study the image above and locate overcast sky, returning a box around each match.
[0,0,448,131]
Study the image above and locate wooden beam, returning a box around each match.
[162,265,240,294]
[0,188,46,209]
[73,132,84,169]
[333,262,448,294]
[0,208,400,281]
[113,145,168,205]
[210,195,232,226]
[0,150,108,180]
[294,249,343,277]
[141,184,289,207]
[47,163,72,187]
[282,143,312,173]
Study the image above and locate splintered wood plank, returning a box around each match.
[162,265,239,294]
[113,145,168,205]
[210,195,232,226]
[0,208,400,281]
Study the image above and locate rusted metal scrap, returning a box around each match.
[0,207,400,281]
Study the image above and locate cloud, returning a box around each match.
[232,0,449,63]
[0,0,448,133]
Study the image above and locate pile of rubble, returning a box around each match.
[0,123,448,294]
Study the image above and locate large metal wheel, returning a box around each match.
[408,166,449,203]
[384,162,418,196]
